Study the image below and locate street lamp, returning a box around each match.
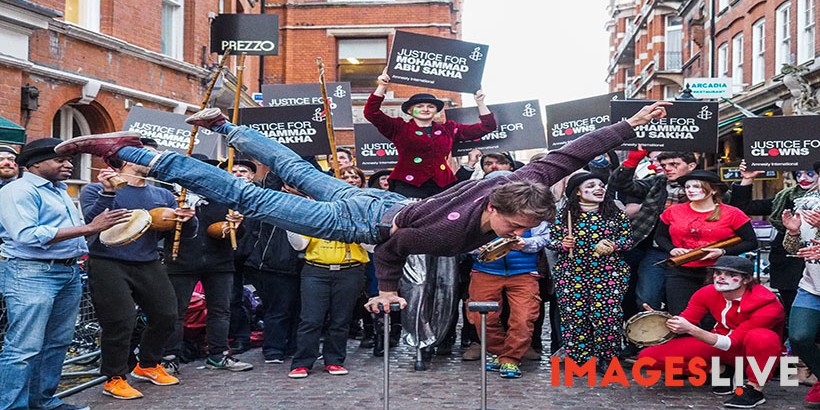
[676,84,696,100]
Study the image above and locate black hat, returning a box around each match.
[368,169,392,188]
[140,137,159,149]
[191,153,220,166]
[0,144,18,156]
[401,93,445,114]
[16,138,66,167]
[675,170,727,190]
[708,255,754,277]
[565,171,605,196]
[219,159,257,174]
[813,160,820,174]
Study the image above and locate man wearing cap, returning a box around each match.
[638,256,785,409]
[0,138,130,410]
[0,144,19,189]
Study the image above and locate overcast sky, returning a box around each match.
[460,0,612,107]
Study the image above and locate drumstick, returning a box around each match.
[89,167,177,187]
[567,211,574,258]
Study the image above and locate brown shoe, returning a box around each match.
[462,342,482,361]
[185,108,227,129]
[54,131,143,168]
[523,347,541,361]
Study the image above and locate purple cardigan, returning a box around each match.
[373,120,637,292]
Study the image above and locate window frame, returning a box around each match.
[776,2,792,68]
[732,33,745,88]
[752,18,766,84]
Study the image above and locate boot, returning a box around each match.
[360,323,375,349]
[373,316,386,357]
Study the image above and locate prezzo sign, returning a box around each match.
[230,105,329,157]
[261,82,353,128]
[743,116,820,171]
[123,107,221,158]
[610,100,719,153]
[445,100,547,156]
[387,31,488,93]
[210,14,279,55]
[354,123,398,172]
[545,92,621,150]
[684,77,733,99]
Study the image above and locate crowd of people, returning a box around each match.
[0,77,817,410]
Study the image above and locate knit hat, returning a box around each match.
[0,144,18,156]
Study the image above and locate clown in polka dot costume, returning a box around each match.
[546,172,633,365]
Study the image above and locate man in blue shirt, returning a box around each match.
[0,138,129,410]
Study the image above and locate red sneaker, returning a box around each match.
[806,381,820,408]
[54,131,142,168]
[326,365,349,375]
[288,367,309,379]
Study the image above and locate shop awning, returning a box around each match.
[0,116,25,145]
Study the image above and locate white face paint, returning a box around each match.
[577,178,606,204]
[684,180,709,202]
[713,271,745,292]
[795,170,818,191]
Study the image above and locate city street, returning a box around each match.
[69,338,809,409]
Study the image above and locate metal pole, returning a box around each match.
[384,306,390,410]
[480,312,488,410]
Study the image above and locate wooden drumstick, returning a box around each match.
[567,211,574,258]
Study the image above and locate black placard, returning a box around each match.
[354,123,398,172]
[545,92,621,150]
[743,116,820,171]
[210,14,279,55]
[610,100,719,152]
[230,105,330,157]
[444,100,546,156]
[123,107,222,158]
[261,83,353,128]
[387,31,488,93]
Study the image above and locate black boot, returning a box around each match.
[360,323,375,349]
[373,317,386,357]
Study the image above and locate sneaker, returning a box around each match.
[806,381,820,408]
[326,365,349,375]
[550,347,568,360]
[205,355,254,372]
[288,367,309,379]
[161,357,180,375]
[102,377,144,400]
[52,404,91,410]
[54,131,143,169]
[131,363,179,386]
[523,347,541,361]
[712,366,735,395]
[265,357,284,364]
[485,357,501,372]
[724,384,766,408]
[499,362,523,379]
[462,342,482,361]
[185,108,227,129]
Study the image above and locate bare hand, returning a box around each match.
[173,207,196,222]
[562,236,576,250]
[642,303,655,312]
[467,149,482,166]
[626,101,672,128]
[802,210,820,229]
[364,291,407,314]
[782,210,802,234]
[377,67,390,86]
[739,159,764,181]
[225,211,244,224]
[88,208,132,232]
[474,89,486,104]
[699,248,724,260]
[97,168,120,192]
[509,237,526,251]
[670,248,690,257]
[796,239,820,260]
[666,316,696,335]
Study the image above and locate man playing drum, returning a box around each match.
[54,101,671,313]
[638,256,785,409]
[79,147,195,400]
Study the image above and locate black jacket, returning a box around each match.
[243,172,301,276]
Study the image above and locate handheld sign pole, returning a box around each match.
[317,57,340,178]
[225,53,246,250]
[172,48,231,261]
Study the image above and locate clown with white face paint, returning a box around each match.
[654,170,759,317]
[794,169,819,191]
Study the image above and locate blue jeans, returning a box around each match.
[119,124,406,244]
[790,288,820,376]
[634,248,668,310]
[0,259,81,410]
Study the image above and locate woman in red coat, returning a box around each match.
[364,70,497,199]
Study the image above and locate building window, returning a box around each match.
[664,16,683,70]
[798,0,816,63]
[752,19,766,84]
[52,106,92,182]
[776,2,793,69]
[64,0,100,32]
[338,38,388,93]
[718,0,729,11]
[732,33,744,87]
[718,43,729,77]
[161,0,184,59]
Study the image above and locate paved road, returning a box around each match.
[66,339,809,410]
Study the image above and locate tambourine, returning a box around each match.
[623,311,675,347]
[99,209,152,247]
[477,237,519,263]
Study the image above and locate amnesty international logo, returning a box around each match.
[697,106,713,121]
[521,103,537,118]
[469,47,484,62]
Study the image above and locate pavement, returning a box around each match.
[65,337,811,410]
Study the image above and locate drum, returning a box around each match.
[477,237,518,263]
[99,209,152,247]
[623,311,675,347]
